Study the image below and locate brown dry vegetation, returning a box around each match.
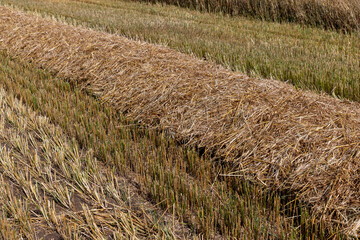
[0,49,303,239]
[0,6,359,237]
[2,0,360,103]
[140,0,360,32]
[0,87,194,239]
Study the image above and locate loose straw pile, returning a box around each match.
[0,6,359,235]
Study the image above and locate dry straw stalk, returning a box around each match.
[140,0,360,32]
[0,6,360,235]
[0,87,191,239]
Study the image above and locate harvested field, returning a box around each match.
[0,87,194,239]
[140,0,360,32]
[3,0,360,102]
[0,5,360,238]
[0,50,298,239]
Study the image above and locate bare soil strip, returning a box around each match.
[0,88,194,239]
[0,6,360,236]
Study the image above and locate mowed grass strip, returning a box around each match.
[0,6,360,237]
[0,72,200,239]
[1,0,360,102]
[0,51,307,239]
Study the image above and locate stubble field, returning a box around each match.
[0,0,359,239]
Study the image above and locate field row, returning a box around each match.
[1,0,359,102]
[1,5,360,238]
[0,50,304,238]
[139,0,360,32]
[1,1,360,238]
[0,59,199,239]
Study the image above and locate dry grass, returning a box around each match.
[0,6,359,237]
[2,0,360,103]
[140,0,360,32]
[0,50,303,239]
[0,87,195,239]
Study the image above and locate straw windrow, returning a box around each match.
[0,6,360,236]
